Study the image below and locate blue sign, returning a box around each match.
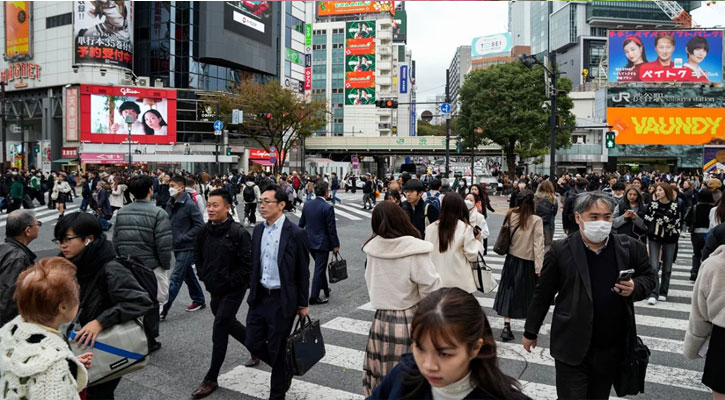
[400,65,408,94]
[411,103,416,136]
[213,120,223,131]
[440,103,451,114]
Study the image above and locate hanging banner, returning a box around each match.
[73,1,134,70]
[400,65,408,94]
[318,1,394,17]
[345,88,375,105]
[4,1,31,59]
[608,107,725,145]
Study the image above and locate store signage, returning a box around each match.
[61,147,78,159]
[286,48,303,65]
[305,24,312,46]
[250,148,281,160]
[304,54,311,68]
[400,65,408,94]
[65,87,79,141]
[81,153,126,164]
[304,68,312,90]
[0,61,41,87]
[607,87,725,108]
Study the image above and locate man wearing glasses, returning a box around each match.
[246,185,310,399]
[0,210,41,326]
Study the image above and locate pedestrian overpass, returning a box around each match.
[304,136,503,156]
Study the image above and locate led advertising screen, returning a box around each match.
[318,1,394,17]
[471,33,512,58]
[345,20,375,55]
[80,85,177,145]
[608,30,723,83]
[345,88,375,105]
[74,1,133,69]
[393,9,406,43]
[704,146,725,173]
[4,1,31,59]
[607,107,725,145]
[224,1,273,46]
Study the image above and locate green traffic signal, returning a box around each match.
[605,131,615,149]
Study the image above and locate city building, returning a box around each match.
[469,45,530,72]
[447,45,470,114]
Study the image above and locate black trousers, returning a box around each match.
[555,345,621,400]
[245,288,296,400]
[245,202,257,224]
[690,232,707,276]
[310,249,329,300]
[86,377,122,400]
[205,286,248,382]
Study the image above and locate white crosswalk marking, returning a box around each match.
[219,218,704,399]
[0,204,82,227]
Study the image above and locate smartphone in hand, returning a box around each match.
[617,269,635,283]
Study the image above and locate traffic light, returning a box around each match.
[34,144,39,153]
[605,131,616,149]
[375,99,398,109]
[257,113,272,120]
[226,146,232,156]
[455,135,462,153]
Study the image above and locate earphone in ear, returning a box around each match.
[85,240,91,246]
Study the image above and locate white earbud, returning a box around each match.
[85,240,90,246]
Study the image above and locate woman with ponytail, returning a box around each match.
[368,288,530,400]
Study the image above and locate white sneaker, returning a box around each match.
[658,296,666,302]
[647,297,657,305]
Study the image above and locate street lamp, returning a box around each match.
[125,114,134,177]
[520,52,558,182]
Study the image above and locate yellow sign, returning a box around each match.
[608,107,725,145]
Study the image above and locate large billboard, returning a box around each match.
[223,1,273,46]
[471,33,512,58]
[74,1,133,70]
[393,9,406,43]
[318,1,394,17]
[79,85,177,145]
[345,88,375,105]
[608,107,724,145]
[345,21,375,102]
[4,1,31,59]
[704,146,725,173]
[607,87,725,108]
[608,30,723,83]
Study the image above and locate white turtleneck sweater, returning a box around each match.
[431,371,474,400]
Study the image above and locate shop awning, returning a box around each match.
[252,159,274,166]
[51,158,78,164]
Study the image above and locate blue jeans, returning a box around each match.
[81,197,90,211]
[306,192,313,202]
[331,189,341,204]
[162,250,206,315]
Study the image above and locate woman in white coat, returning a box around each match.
[109,176,126,212]
[465,192,490,248]
[425,192,483,294]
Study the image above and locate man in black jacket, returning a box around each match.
[562,177,588,235]
[192,189,252,399]
[402,179,439,239]
[0,210,40,325]
[523,191,655,399]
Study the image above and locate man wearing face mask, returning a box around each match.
[523,191,655,399]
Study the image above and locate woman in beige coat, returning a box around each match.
[362,201,441,396]
[425,192,483,294]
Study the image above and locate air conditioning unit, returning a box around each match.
[137,76,150,87]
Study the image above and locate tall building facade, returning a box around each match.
[447,45,471,114]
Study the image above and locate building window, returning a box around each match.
[46,12,72,29]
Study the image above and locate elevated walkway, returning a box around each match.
[304,136,503,156]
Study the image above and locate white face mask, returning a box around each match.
[614,193,624,199]
[580,218,612,244]
[465,200,475,210]
[168,188,179,197]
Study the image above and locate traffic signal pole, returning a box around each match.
[549,52,557,183]
[445,69,451,178]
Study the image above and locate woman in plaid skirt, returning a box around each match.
[362,202,442,396]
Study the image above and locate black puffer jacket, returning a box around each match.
[194,217,252,295]
[68,235,153,328]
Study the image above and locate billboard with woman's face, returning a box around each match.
[79,85,177,144]
[608,30,723,83]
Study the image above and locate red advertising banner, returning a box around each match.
[345,71,375,89]
[79,85,177,145]
[304,68,312,90]
[345,38,375,56]
[65,87,79,141]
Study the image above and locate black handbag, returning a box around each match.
[492,215,519,255]
[286,316,326,376]
[327,251,348,283]
[613,301,650,396]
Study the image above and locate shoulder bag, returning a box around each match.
[328,251,348,283]
[286,315,325,376]
[470,252,497,294]
[492,215,520,255]
[65,267,149,386]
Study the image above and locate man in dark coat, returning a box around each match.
[299,181,340,304]
[523,191,655,399]
[0,210,40,325]
[246,184,310,400]
[562,178,588,235]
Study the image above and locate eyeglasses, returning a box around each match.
[259,200,279,206]
[51,236,81,245]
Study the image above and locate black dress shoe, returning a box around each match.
[285,374,293,392]
[192,380,218,399]
[500,326,515,342]
[149,341,162,353]
[309,297,329,305]
[323,288,331,298]
[244,356,260,367]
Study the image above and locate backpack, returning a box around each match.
[536,198,554,226]
[425,191,441,211]
[243,185,256,203]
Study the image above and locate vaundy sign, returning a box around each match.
[608,107,725,145]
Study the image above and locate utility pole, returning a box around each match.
[0,82,5,173]
[445,69,451,178]
[549,52,558,183]
[19,103,24,170]
[215,103,220,175]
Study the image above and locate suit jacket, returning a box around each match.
[524,232,655,366]
[248,218,311,318]
[298,197,340,251]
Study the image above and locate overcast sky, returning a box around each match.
[405,1,725,102]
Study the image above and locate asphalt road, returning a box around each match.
[15,192,707,400]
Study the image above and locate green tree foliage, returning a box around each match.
[456,61,575,178]
[416,119,447,136]
[203,80,327,174]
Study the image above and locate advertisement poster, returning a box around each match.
[317,1,394,17]
[74,1,133,69]
[704,146,725,173]
[80,85,177,145]
[400,65,408,93]
[345,71,375,89]
[345,21,375,55]
[608,30,723,83]
[471,33,512,58]
[393,10,406,43]
[346,54,375,72]
[65,87,79,141]
[4,1,30,59]
[224,1,273,46]
[345,88,375,105]
[607,87,725,108]
[607,107,725,145]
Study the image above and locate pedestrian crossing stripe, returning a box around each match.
[0,204,81,228]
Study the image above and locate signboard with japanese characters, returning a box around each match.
[345,21,375,102]
[73,1,133,70]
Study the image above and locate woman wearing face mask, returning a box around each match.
[613,186,648,244]
[425,193,483,294]
[54,213,153,400]
[493,190,543,343]
[465,193,489,249]
[368,287,529,400]
[643,182,681,306]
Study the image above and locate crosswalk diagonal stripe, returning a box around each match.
[334,204,373,218]
[328,207,362,221]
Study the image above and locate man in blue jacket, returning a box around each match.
[299,180,340,304]
[162,175,206,320]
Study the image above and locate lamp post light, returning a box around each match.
[125,114,134,177]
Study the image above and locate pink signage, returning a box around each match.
[81,153,127,164]
[65,87,79,141]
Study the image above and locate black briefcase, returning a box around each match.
[286,316,325,376]
[327,251,348,283]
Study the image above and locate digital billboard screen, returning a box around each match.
[393,9,406,43]
[4,1,31,59]
[80,85,177,145]
[345,88,375,105]
[74,1,133,70]
[607,107,725,145]
[224,1,273,46]
[608,30,723,83]
[318,1,394,17]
